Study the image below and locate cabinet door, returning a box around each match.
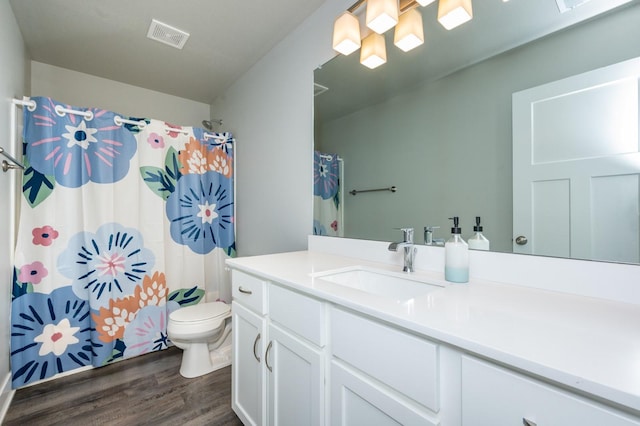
[331,360,439,426]
[462,356,640,426]
[267,323,324,426]
[232,301,267,426]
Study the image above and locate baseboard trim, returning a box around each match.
[0,372,15,424]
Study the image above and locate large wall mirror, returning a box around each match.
[314,0,640,264]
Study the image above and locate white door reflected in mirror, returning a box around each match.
[512,57,640,263]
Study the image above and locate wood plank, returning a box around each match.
[4,347,242,426]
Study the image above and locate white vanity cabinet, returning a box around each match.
[461,356,640,426]
[231,269,325,426]
[266,284,326,426]
[230,261,640,426]
[232,270,268,426]
[330,307,441,426]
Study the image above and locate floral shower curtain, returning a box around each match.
[313,151,342,237]
[10,96,235,388]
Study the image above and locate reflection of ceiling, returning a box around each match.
[9,0,326,104]
[315,0,636,124]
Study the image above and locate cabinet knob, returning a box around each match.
[515,235,528,246]
[253,333,261,362]
[523,418,537,426]
[239,286,253,295]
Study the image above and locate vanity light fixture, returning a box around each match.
[437,0,473,30]
[333,11,361,55]
[394,8,424,52]
[360,32,387,69]
[366,0,399,34]
[332,0,474,68]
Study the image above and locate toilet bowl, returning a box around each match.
[167,301,232,378]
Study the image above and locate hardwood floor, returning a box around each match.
[4,347,243,426]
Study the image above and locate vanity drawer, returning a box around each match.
[461,355,640,426]
[232,270,268,315]
[331,307,439,412]
[268,284,325,347]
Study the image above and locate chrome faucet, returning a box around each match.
[388,228,417,272]
[424,226,445,246]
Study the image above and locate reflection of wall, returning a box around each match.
[317,5,640,251]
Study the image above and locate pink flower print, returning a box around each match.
[32,225,59,246]
[18,261,48,284]
[331,221,338,232]
[147,132,165,149]
[165,123,183,138]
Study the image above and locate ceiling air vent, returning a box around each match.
[147,19,190,49]
[314,83,329,97]
[556,0,592,13]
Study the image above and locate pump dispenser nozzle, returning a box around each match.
[469,216,490,251]
[448,216,461,234]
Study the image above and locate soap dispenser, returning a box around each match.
[468,216,490,251]
[445,216,469,283]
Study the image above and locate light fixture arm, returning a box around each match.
[347,0,421,14]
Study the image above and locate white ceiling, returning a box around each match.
[9,0,327,104]
[9,0,637,110]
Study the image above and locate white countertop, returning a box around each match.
[226,250,640,414]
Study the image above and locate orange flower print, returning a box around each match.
[92,297,139,343]
[179,138,233,177]
[134,271,168,310]
[210,150,232,178]
[92,272,167,343]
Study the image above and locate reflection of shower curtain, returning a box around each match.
[313,151,343,236]
[10,96,235,388]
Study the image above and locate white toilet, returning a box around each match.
[167,301,232,378]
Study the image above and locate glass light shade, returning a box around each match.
[360,32,387,69]
[366,0,399,34]
[416,0,436,5]
[394,8,424,52]
[332,12,361,55]
[437,0,473,30]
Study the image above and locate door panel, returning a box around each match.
[513,56,640,261]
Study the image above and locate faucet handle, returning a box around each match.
[424,226,440,245]
[394,227,414,243]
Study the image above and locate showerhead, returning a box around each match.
[202,119,223,130]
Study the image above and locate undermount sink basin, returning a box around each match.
[312,267,442,301]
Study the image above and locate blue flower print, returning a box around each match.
[194,128,234,156]
[10,286,107,387]
[166,171,234,254]
[314,151,339,200]
[313,220,327,236]
[123,305,169,357]
[58,223,155,310]
[24,96,137,188]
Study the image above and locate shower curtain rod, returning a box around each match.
[319,153,342,161]
[0,146,25,172]
[12,97,227,138]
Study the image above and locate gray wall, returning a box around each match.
[317,5,640,251]
[31,62,210,128]
[0,0,28,414]
[211,0,351,256]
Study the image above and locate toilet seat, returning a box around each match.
[169,302,230,323]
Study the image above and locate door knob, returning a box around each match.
[515,235,528,246]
